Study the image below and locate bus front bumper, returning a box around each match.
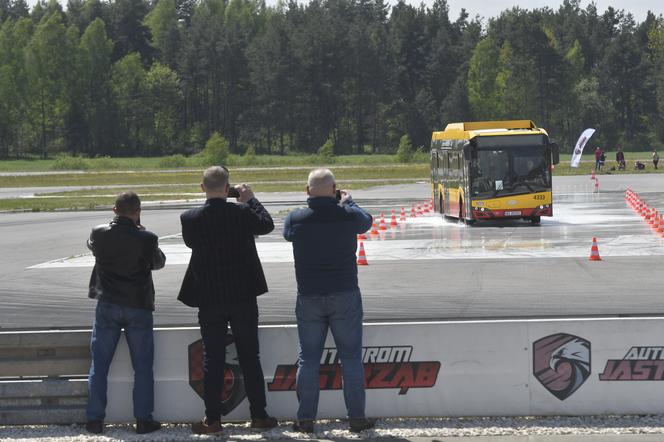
[472,205,552,219]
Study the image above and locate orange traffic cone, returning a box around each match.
[410,205,417,218]
[417,203,423,216]
[358,232,367,240]
[357,241,368,265]
[370,222,379,235]
[589,237,602,261]
[658,216,664,236]
[379,213,388,230]
[651,213,661,230]
[399,207,407,222]
[390,210,398,227]
[650,210,660,226]
[591,169,596,180]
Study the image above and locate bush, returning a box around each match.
[243,146,256,165]
[51,155,88,170]
[396,134,414,163]
[318,137,335,162]
[158,154,187,168]
[90,156,121,170]
[204,132,230,166]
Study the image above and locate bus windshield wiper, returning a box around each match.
[514,177,534,192]
[492,181,509,198]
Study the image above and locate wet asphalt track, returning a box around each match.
[1,174,663,330]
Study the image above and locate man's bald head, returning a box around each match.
[307,168,336,197]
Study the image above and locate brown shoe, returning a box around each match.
[250,416,278,429]
[192,418,223,434]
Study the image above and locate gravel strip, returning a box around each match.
[2,416,664,441]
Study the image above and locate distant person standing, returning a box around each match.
[616,147,625,170]
[594,147,603,171]
[86,191,166,435]
[283,168,375,434]
[179,166,277,434]
[653,150,660,170]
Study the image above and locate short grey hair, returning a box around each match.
[203,166,229,192]
[115,191,140,215]
[307,168,335,189]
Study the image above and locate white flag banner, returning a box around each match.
[570,128,596,168]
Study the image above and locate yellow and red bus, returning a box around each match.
[431,120,559,224]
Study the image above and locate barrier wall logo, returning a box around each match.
[600,346,664,381]
[533,333,591,400]
[267,345,440,394]
[188,336,246,415]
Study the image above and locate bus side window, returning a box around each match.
[447,152,452,180]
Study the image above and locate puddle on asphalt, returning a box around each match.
[27,192,664,269]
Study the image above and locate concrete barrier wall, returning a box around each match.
[99,317,664,422]
[4,317,664,424]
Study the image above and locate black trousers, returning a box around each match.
[198,301,268,422]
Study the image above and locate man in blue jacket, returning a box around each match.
[283,168,374,433]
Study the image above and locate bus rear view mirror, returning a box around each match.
[550,143,560,165]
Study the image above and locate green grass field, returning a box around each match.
[0,151,660,212]
[0,164,428,188]
[0,152,431,172]
[3,178,422,212]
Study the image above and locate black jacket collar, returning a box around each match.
[206,197,228,205]
[307,196,338,208]
[111,216,137,227]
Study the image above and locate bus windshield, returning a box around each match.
[470,145,550,198]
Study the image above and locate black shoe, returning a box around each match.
[136,419,162,434]
[85,421,103,434]
[349,417,375,433]
[251,416,278,429]
[292,419,314,433]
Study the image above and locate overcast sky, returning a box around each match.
[443,0,658,23]
[26,0,661,23]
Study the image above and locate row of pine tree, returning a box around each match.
[0,0,662,159]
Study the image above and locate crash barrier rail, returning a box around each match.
[0,330,90,424]
[2,317,664,425]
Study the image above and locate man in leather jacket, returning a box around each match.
[85,191,166,435]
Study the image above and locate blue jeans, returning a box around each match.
[295,289,365,420]
[86,301,155,422]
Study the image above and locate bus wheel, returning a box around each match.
[530,216,541,225]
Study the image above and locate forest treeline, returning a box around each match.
[0,0,663,159]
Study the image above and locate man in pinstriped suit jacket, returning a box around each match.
[178,166,277,434]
